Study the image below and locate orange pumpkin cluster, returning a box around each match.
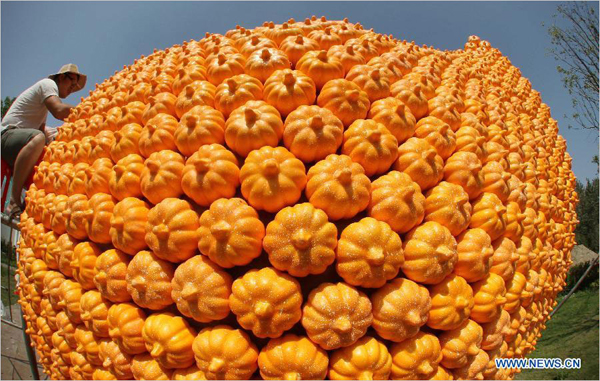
[16,16,577,380]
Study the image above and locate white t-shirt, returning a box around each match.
[1,78,59,132]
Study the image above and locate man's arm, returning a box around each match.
[44,95,74,121]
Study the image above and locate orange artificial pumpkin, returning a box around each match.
[71,241,101,290]
[368,97,416,144]
[98,339,134,379]
[504,201,526,243]
[327,44,366,73]
[427,274,474,331]
[469,193,507,241]
[280,35,320,68]
[470,273,507,323]
[317,79,370,127]
[390,331,443,380]
[368,171,425,234]
[206,52,247,85]
[131,353,173,380]
[328,336,391,380]
[263,203,337,277]
[181,143,239,206]
[172,365,208,381]
[89,131,116,163]
[126,250,174,310]
[424,182,472,236]
[439,319,483,369]
[402,221,457,285]
[138,113,178,158]
[140,150,185,205]
[336,218,404,288]
[443,151,485,200]
[480,309,510,351]
[504,271,527,314]
[69,162,90,195]
[109,154,144,201]
[175,81,217,118]
[214,74,263,118]
[305,154,371,220]
[110,197,150,255]
[341,119,398,176]
[224,100,284,157]
[80,290,112,337]
[394,138,444,191]
[245,48,291,82]
[171,255,232,323]
[192,325,259,380]
[240,146,307,213]
[86,158,113,198]
[145,198,200,263]
[259,334,329,380]
[481,161,511,202]
[230,267,303,338]
[453,228,493,283]
[50,195,70,234]
[142,312,197,369]
[392,84,428,119]
[94,249,131,303]
[86,192,116,244]
[56,233,79,278]
[65,194,90,240]
[302,282,373,350]
[414,116,456,160]
[490,237,519,282]
[197,197,265,268]
[371,277,431,342]
[283,105,344,163]
[263,69,316,117]
[452,348,489,380]
[296,50,345,90]
[107,303,147,355]
[174,106,225,156]
[70,351,95,380]
[74,325,103,366]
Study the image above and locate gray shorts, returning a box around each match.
[1,127,44,168]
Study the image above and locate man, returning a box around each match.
[1,64,87,218]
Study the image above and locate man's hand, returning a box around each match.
[44,95,74,121]
[44,126,58,143]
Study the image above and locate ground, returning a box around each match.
[517,288,599,380]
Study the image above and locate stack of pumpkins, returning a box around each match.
[15,16,578,380]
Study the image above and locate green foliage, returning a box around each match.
[546,2,599,131]
[1,96,16,120]
[575,178,599,253]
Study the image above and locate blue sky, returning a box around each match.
[1,1,598,181]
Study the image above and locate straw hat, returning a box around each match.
[48,63,87,91]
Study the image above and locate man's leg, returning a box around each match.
[6,132,45,214]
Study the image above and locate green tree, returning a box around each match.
[575,178,599,253]
[1,96,16,120]
[546,2,599,131]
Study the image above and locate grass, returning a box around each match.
[517,288,599,380]
[1,264,17,308]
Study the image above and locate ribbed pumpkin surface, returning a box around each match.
[17,16,577,381]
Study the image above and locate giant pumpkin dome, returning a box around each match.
[17,16,577,380]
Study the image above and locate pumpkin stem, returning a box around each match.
[111,217,125,230]
[151,344,165,358]
[366,247,385,266]
[208,358,226,373]
[332,317,352,333]
[309,115,324,129]
[497,294,507,305]
[185,86,195,97]
[425,149,438,161]
[395,104,406,117]
[283,373,302,381]
[367,129,382,143]
[130,276,146,290]
[435,246,454,260]
[292,230,312,250]
[359,372,374,381]
[186,115,198,128]
[245,108,258,125]
[146,160,160,174]
[103,358,112,368]
[194,158,212,173]
[95,271,107,284]
[406,310,423,326]
[261,48,271,61]
[146,123,156,133]
[370,69,381,81]
[283,72,296,86]
[181,285,198,301]
[211,221,232,241]
[295,35,304,44]
[114,165,125,176]
[317,50,328,61]
[153,224,170,240]
[346,45,355,55]
[262,159,280,177]
[251,35,260,45]
[335,168,353,184]
[468,343,480,356]
[254,301,275,318]
[417,361,433,376]
[217,54,226,65]
[347,89,361,102]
